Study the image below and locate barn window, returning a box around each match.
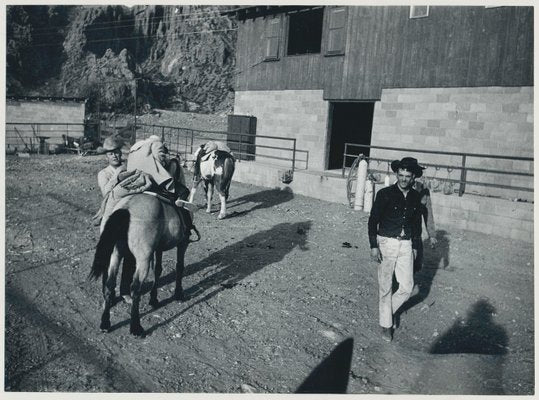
[265,16,281,61]
[287,7,324,56]
[409,6,429,19]
[326,7,347,56]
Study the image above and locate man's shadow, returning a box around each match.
[396,230,450,318]
[225,187,294,218]
[139,221,312,334]
[430,299,508,355]
[427,299,508,394]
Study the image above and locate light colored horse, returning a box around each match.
[189,149,235,219]
[90,194,197,336]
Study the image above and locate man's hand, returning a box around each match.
[371,248,382,263]
[413,249,417,260]
[428,236,438,248]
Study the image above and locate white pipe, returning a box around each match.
[354,159,368,211]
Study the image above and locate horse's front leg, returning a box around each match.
[100,246,121,332]
[130,256,151,336]
[175,241,189,301]
[206,182,214,214]
[217,193,227,220]
[149,250,162,308]
[188,179,200,203]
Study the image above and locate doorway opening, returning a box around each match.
[327,101,375,170]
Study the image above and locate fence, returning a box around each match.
[136,123,302,170]
[6,122,99,154]
[343,143,533,201]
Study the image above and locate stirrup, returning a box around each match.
[175,199,198,213]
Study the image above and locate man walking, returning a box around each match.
[368,157,424,342]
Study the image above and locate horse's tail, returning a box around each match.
[88,209,130,281]
[220,155,235,200]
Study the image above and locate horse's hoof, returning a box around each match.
[100,320,111,332]
[218,213,226,220]
[149,298,159,309]
[175,292,185,302]
[130,324,145,337]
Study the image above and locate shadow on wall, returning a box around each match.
[296,337,354,394]
[226,187,294,218]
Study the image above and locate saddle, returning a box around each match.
[93,169,196,225]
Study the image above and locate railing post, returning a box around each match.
[238,132,242,162]
[342,143,348,178]
[459,154,467,196]
[184,129,188,160]
[292,138,296,171]
[161,126,165,142]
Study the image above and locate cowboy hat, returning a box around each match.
[96,136,124,154]
[391,157,425,178]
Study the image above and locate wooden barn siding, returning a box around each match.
[235,14,344,93]
[234,6,533,99]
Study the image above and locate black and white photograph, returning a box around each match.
[3,2,534,396]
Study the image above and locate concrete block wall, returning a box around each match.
[233,161,348,204]
[7,99,86,146]
[233,160,533,243]
[234,90,328,171]
[429,191,533,243]
[370,87,533,200]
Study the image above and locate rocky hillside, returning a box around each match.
[7,5,237,114]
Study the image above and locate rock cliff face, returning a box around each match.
[7,5,237,114]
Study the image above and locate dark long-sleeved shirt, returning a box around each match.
[368,183,422,250]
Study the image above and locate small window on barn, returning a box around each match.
[409,6,429,19]
[287,7,324,56]
[265,16,281,61]
[326,7,347,56]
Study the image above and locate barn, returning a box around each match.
[6,96,87,153]
[225,5,533,242]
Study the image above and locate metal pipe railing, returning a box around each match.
[343,143,533,196]
[136,123,299,171]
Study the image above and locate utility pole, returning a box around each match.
[96,82,101,143]
[133,78,137,145]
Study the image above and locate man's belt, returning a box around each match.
[381,234,411,241]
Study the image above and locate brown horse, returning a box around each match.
[90,154,196,336]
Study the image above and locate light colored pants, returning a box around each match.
[377,235,414,328]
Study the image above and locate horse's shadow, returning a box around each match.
[225,187,294,218]
[114,220,312,335]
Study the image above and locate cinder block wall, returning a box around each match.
[370,87,533,201]
[7,99,86,146]
[234,90,328,171]
[429,191,533,243]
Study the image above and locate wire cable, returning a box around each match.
[8,6,238,35]
[10,27,238,49]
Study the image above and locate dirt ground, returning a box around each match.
[4,154,534,395]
